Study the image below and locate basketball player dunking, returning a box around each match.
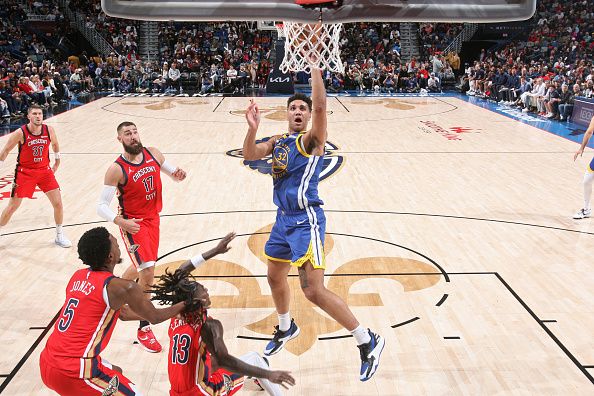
[243,64,385,381]
[0,104,71,247]
[97,121,187,353]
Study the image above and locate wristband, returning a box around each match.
[54,152,61,159]
[161,160,177,175]
[190,254,206,269]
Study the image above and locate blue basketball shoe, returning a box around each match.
[263,319,300,356]
[358,329,385,381]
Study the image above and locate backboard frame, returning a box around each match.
[101,0,537,23]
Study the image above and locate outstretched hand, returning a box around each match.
[245,99,261,131]
[267,370,296,389]
[214,232,236,255]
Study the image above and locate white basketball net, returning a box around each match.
[277,21,344,74]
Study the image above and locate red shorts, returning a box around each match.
[120,216,160,271]
[40,351,141,396]
[12,166,59,198]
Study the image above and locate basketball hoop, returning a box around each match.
[276,0,344,74]
[277,21,343,74]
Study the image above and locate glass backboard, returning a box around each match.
[101,0,537,23]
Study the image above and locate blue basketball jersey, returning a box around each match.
[272,133,324,213]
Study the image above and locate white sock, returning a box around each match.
[239,351,282,396]
[351,325,371,345]
[583,172,594,210]
[278,312,291,332]
[56,224,63,235]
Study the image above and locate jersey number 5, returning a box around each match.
[58,298,79,332]
[171,333,191,364]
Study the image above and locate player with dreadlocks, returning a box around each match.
[152,270,296,396]
[39,226,188,395]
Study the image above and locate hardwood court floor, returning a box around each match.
[0,96,592,395]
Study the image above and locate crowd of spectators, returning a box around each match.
[456,0,593,122]
[24,0,60,20]
[69,0,139,60]
[295,22,456,93]
[156,21,274,93]
[1,0,592,117]
[1,0,75,118]
[16,0,459,95]
[419,23,464,57]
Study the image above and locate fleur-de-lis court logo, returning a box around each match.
[230,105,333,122]
[226,137,344,181]
[349,98,428,110]
[121,98,209,110]
[155,224,442,356]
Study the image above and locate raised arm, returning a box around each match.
[108,278,185,324]
[302,66,327,154]
[575,116,594,161]
[177,232,236,274]
[243,99,276,161]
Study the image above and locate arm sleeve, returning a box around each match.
[161,160,178,177]
[97,185,118,222]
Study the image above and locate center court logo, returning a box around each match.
[226,137,344,181]
[155,224,445,356]
[230,105,333,122]
[119,98,209,110]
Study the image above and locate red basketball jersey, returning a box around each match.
[167,315,244,396]
[115,148,162,219]
[17,124,51,169]
[168,318,202,394]
[41,268,120,378]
